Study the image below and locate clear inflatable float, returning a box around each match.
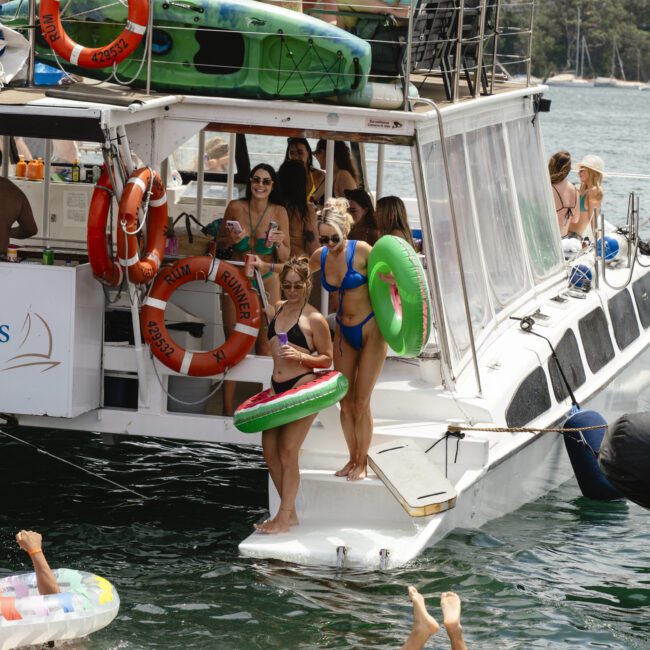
[0,569,119,649]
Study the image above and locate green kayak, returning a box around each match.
[0,0,370,99]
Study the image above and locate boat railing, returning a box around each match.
[6,0,537,109]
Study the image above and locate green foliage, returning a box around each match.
[530,0,650,80]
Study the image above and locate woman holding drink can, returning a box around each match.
[254,257,333,534]
[218,163,290,415]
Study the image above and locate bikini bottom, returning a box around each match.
[271,372,313,395]
[337,311,375,351]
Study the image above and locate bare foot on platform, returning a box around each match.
[400,586,439,650]
[253,509,298,534]
[347,461,367,481]
[441,592,467,650]
[335,459,356,477]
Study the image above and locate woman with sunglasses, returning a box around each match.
[285,137,326,205]
[575,154,605,239]
[309,198,387,481]
[219,163,290,415]
[313,140,359,202]
[278,159,319,258]
[254,257,333,534]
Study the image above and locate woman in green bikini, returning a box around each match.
[219,163,290,415]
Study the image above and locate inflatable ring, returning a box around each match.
[0,569,119,647]
[117,167,169,284]
[234,370,349,433]
[141,257,261,376]
[87,168,122,286]
[368,235,431,357]
[39,0,148,69]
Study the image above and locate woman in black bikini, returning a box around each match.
[253,257,333,535]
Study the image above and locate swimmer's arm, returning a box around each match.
[303,312,333,369]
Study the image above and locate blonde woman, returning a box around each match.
[309,198,387,481]
[548,151,579,237]
[254,257,333,534]
[574,154,605,238]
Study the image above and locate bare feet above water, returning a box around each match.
[441,591,467,650]
[253,509,298,534]
[400,586,439,650]
[334,459,356,477]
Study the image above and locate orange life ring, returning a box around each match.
[141,257,262,376]
[39,0,148,69]
[87,168,122,286]
[117,168,168,284]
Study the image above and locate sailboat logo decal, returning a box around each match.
[0,312,61,373]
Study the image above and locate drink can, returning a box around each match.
[277,332,288,346]
[7,245,18,262]
[265,221,278,247]
[42,247,54,265]
[244,253,255,278]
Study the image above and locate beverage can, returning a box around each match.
[42,247,54,265]
[244,253,255,278]
[277,332,289,346]
[265,221,278,247]
[7,245,18,262]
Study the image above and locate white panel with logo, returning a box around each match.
[0,262,103,417]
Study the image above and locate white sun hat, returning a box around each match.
[577,154,606,175]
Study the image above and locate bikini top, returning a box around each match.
[232,237,274,255]
[320,239,367,293]
[231,202,275,255]
[553,184,576,222]
[267,304,313,351]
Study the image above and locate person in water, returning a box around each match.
[218,163,290,415]
[253,257,333,534]
[574,154,605,239]
[14,531,59,596]
[401,588,468,650]
[313,140,359,201]
[285,137,326,205]
[309,198,387,481]
[375,195,415,247]
[548,151,579,238]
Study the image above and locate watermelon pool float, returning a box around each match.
[234,371,348,433]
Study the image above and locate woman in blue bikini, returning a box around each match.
[219,163,290,415]
[309,198,387,481]
[255,257,333,534]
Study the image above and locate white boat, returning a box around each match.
[1,1,649,570]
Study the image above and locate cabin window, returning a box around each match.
[505,366,551,427]
[632,274,650,328]
[547,329,586,402]
[507,118,563,281]
[578,307,615,372]
[419,138,492,365]
[466,124,532,311]
[608,289,639,350]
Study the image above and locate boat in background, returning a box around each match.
[0,0,371,99]
[546,8,594,88]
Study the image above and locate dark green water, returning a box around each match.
[0,429,648,649]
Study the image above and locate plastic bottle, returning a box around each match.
[16,155,27,178]
[26,159,38,180]
[36,158,44,180]
[72,160,80,183]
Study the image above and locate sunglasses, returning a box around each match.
[319,235,341,245]
[251,176,272,186]
[281,282,306,291]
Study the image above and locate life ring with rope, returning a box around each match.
[86,168,122,286]
[141,257,261,376]
[39,0,148,69]
[117,167,168,284]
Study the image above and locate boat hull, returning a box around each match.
[1,0,370,98]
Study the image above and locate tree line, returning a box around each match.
[531,0,650,80]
